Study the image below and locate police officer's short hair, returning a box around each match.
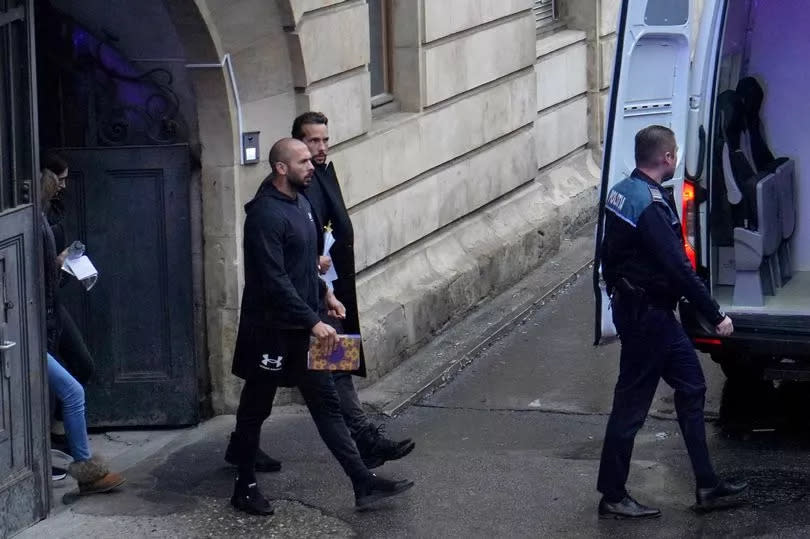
[635,125,676,167]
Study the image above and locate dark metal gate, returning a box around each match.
[56,145,198,426]
[0,0,50,535]
[34,3,201,427]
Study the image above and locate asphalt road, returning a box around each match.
[336,274,810,537]
[28,273,810,538]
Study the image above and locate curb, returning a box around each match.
[381,257,594,417]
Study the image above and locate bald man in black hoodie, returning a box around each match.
[228,138,413,516]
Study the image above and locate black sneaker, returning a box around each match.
[694,478,749,513]
[225,432,282,473]
[354,474,414,510]
[51,467,67,481]
[359,425,415,469]
[231,481,274,516]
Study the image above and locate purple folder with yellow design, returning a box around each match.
[308,334,362,371]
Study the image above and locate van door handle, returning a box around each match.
[0,340,15,379]
[685,125,706,181]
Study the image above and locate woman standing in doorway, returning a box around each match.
[41,168,125,495]
[42,153,95,385]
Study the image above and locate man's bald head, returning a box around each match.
[268,137,314,192]
[269,138,308,175]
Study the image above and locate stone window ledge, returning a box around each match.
[368,102,419,136]
[330,104,419,154]
[536,28,586,58]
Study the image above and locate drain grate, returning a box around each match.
[729,469,810,508]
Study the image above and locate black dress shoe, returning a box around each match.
[231,481,274,516]
[599,494,662,520]
[225,432,282,473]
[694,479,749,512]
[354,474,414,510]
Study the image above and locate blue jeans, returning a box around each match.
[597,304,718,502]
[48,354,91,461]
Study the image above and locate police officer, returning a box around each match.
[597,126,748,518]
[229,138,413,515]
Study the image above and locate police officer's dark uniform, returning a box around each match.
[597,168,728,514]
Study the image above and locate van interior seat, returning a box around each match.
[717,90,766,231]
[733,173,781,306]
[737,77,788,173]
[717,88,783,306]
[775,160,796,283]
[737,76,796,285]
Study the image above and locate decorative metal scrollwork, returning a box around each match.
[71,27,188,147]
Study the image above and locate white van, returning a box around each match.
[594,0,810,380]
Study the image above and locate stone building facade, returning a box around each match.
[182,0,633,413]
[0,2,720,533]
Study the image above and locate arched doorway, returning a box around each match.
[0,0,236,532]
[32,0,229,427]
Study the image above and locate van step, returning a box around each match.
[762,366,810,382]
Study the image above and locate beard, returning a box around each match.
[289,174,312,191]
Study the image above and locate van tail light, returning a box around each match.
[682,179,697,269]
[693,337,722,347]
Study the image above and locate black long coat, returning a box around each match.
[232,179,324,383]
[41,212,61,353]
[305,162,367,377]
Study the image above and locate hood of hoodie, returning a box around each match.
[245,175,297,212]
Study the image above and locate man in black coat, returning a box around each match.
[292,112,415,468]
[228,138,413,515]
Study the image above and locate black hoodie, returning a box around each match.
[238,177,323,331]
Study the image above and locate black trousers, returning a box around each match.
[56,304,95,385]
[597,303,719,502]
[234,369,371,485]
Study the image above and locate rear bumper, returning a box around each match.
[679,302,810,358]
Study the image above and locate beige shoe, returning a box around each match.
[68,455,126,495]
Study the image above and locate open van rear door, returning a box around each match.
[685,0,728,269]
[593,0,696,344]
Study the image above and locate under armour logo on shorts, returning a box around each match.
[259,354,283,372]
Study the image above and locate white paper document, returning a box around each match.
[321,229,338,290]
[62,255,99,291]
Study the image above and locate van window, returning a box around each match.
[645,0,688,26]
